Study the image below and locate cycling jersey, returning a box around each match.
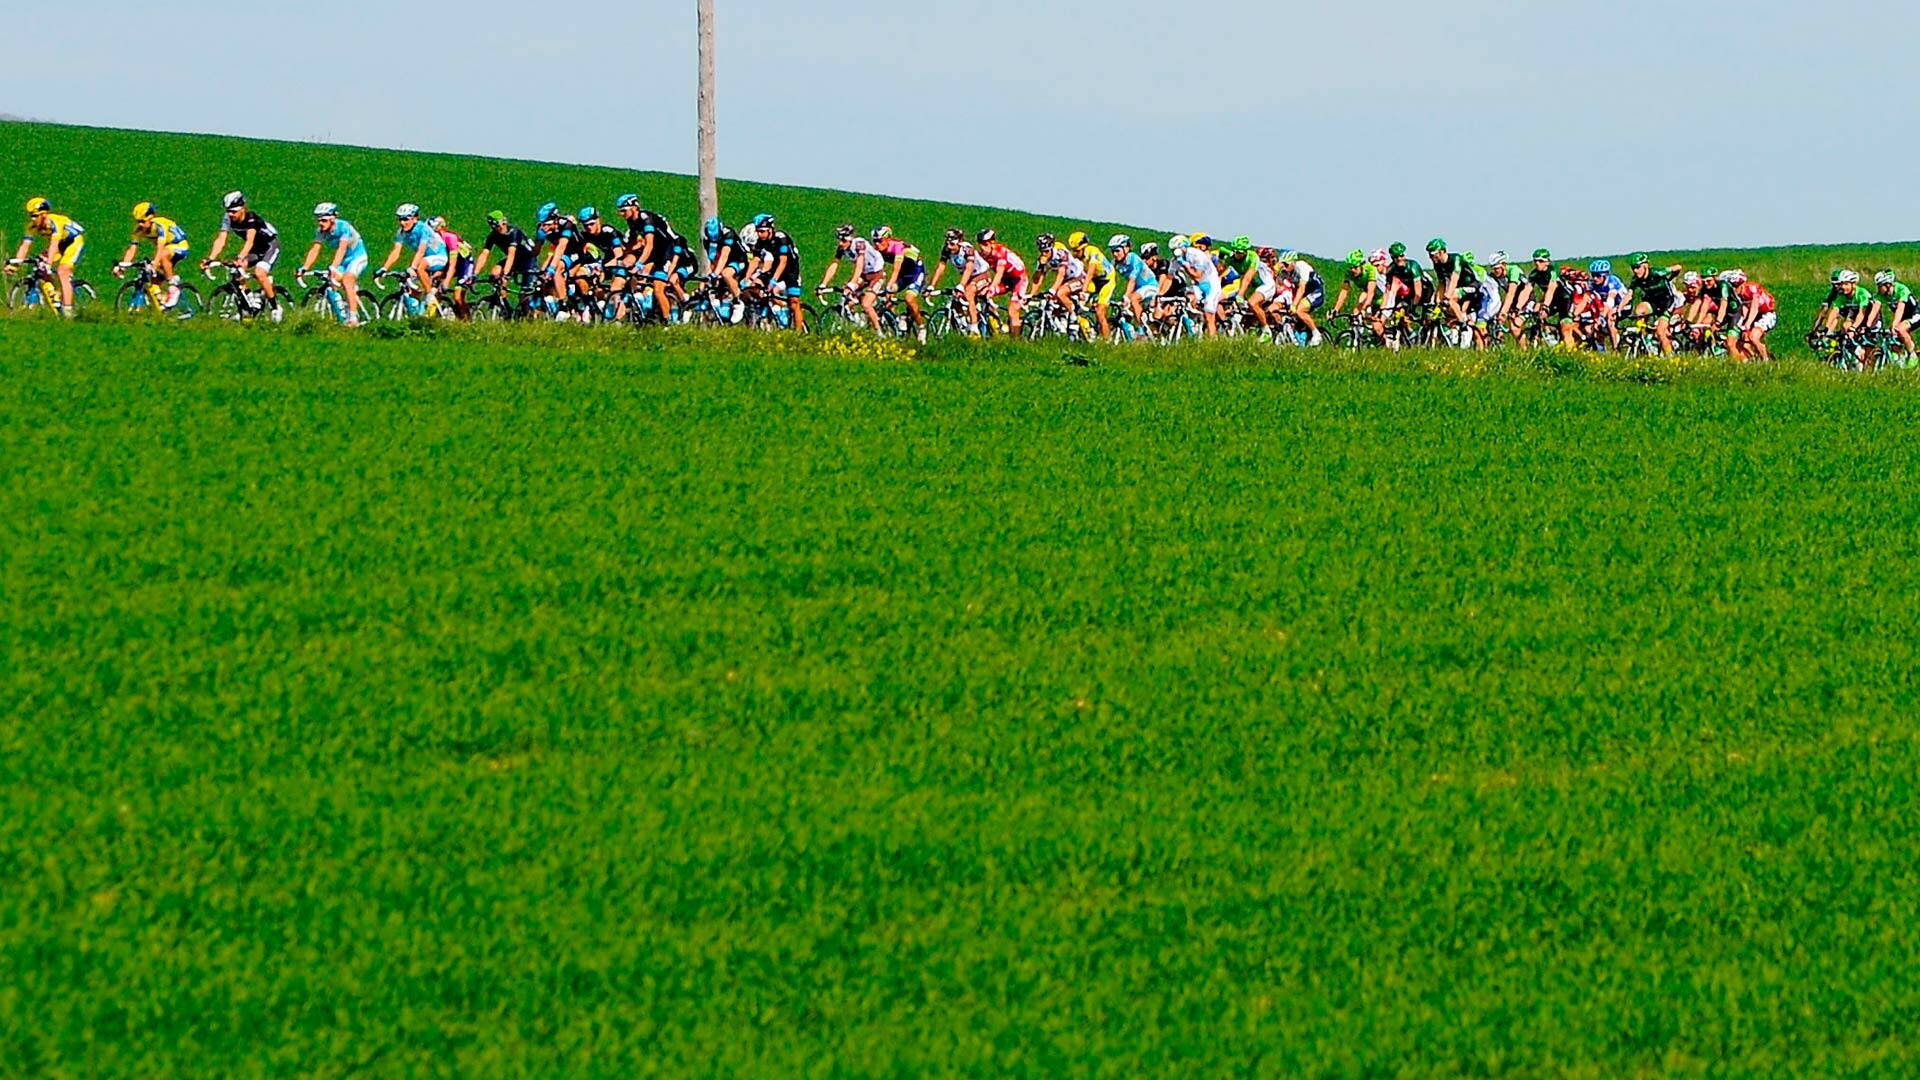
[538,216,580,262]
[1526,266,1554,298]
[1592,273,1630,310]
[656,222,692,279]
[1736,281,1775,316]
[1881,282,1917,319]
[1115,251,1156,291]
[1631,268,1676,312]
[754,229,802,285]
[484,226,538,275]
[1074,245,1112,282]
[1546,281,1580,318]
[1344,263,1378,295]
[136,216,190,253]
[624,210,670,262]
[1431,253,1477,292]
[841,236,884,276]
[220,212,277,248]
[1385,260,1422,301]
[438,228,473,261]
[395,219,449,260]
[29,213,85,246]
[877,238,924,288]
[1830,285,1868,311]
[1047,247,1087,283]
[1216,248,1258,286]
[950,243,989,281]
[979,243,1027,278]
[316,218,368,264]
[706,226,748,270]
[574,222,625,264]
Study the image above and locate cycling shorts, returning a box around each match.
[1297,282,1326,312]
[244,240,281,271]
[51,237,85,269]
[421,254,449,272]
[1749,313,1778,333]
[1192,278,1221,314]
[1091,275,1115,310]
[1477,287,1500,321]
[896,265,926,294]
[337,253,369,278]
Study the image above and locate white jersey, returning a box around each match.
[1048,248,1087,282]
[951,243,989,280]
[1174,246,1220,287]
[846,237,884,275]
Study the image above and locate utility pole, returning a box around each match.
[696,0,717,272]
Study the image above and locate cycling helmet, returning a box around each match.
[222,191,247,211]
[1702,265,1720,280]
[1036,233,1055,250]
[976,228,996,244]
[1721,269,1748,285]
[1837,270,1860,284]
[1067,231,1087,249]
[1630,252,1651,267]
[396,203,420,220]
[1876,269,1898,287]
[944,227,963,242]
[535,202,558,224]
[1461,252,1475,266]
[313,202,339,218]
[1257,247,1278,260]
[1108,234,1131,250]
[24,197,50,215]
[1278,250,1299,264]
[738,220,757,239]
[615,194,640,210]
[1681,271,1701,287]
[1829,268,1844,284]
[704,217,724,240]
[834,223,854,240]
[1192,234,1213,247]
[487,210,508,226]
[1532,248,1552,261]
[1231,235,1252,253]
[1368,249,1390,268]
[428,216,447,230]
[1589,259,1611,275]
[1169,235,1191,253]
[1346,249,1366,267]
[1141,242,1160,258]
[1488,250,1508,266]
[1389,242,1407,258]
[753,213,776,229]
[871,225,893,241]
[578,206,598,222]
[1558,265,1578,280]
[132,201,156,220]
[1426,237,1447,253]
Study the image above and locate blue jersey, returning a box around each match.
[1116,251,1156,289]
[1594,273,1629,305]
[395,219,449,259]
[316,219,368,262]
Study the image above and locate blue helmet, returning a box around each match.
[535,202,558,224]
[703,216,724,240]
[752,213,775,229]
[615,193,640,210]
[1589,259,1611,275]
[578,206,598,222]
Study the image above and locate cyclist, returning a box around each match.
[1870,270,1919,359]
[1214,235,1259,305]
[1822,270,1873,338]
[376,203,449,316]
[473,211,541,315]
[117,202,191,308]
[934,236,993,335]
[1546,266,1588,348]
[975,230,1029,337]
[1168,234,1222,338]
[820,224,887,333]
[1272,251,1324,345]
[1384,242,1426,315]
[1812,269,1849,332]
[1511,248,1556,342]
[1724,270,1775,361]
[571,206,626,319]
[1036,233,1093,339]
[1626,254,1685,355]
[1108,235,1158,341]
[532,203,581,315]
[1426,239,1482,347]
[1330,250,1375,318]
[1587,259,1630,349]
[202,191,282,321]
[701,217,750,322]
[8,197,86,315]
[747,214,805,331]
[1245,247,1292,336]
[431,216,476,320]
[298,201,369,326]
[1065,232,1116,340]
[874,226,927,343]
[1483,253,1523,339]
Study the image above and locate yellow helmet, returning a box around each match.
[132,201,156,220]
[1066,231,1087,250]
[24,197,50,215]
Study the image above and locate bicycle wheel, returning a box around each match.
[172,282,203,319]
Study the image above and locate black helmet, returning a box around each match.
[1036,232,1055,249]
[1141,242,1160,258]
[834,223,854,240]
[976,228,996,245]
[944,227,963,241]
[222,190,247,211]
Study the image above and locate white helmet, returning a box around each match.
[1368,248,1390,268]
[222,191,247,211]
[1277,250,1299,264]
[1108,234,1131,250]
[1721,269,1748,286]
[1169,234,1191,253]
[1837,270,1860,284]
[1875,270,1897,287]
[313,202,339,218]
[395,203,420,219]
[1681,271,1701,287]
[1488,250,1508,266]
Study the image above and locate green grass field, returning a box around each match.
[7,125,1920,1075]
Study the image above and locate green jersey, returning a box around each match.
[1880,282,1915,317]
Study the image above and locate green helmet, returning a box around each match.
[487,209,508,226]
[1231,235,1252,253]
[1703,265,1720,279]
[1830,268,1844,283]
[1461,251,1475,265]
[1346,249,1366,267]
[1533,248,1552,261]
[1630,252,1650,267]
[1389,242,1407,258]
[1426,237,1447,253]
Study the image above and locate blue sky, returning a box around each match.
[4,1,1903,255]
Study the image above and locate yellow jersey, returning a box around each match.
[28,213,85,246]
[134,216,190,251]
[1073,244,1113,281]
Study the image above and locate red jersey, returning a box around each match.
[1736,281,1775,315]
[980,243,1027,277]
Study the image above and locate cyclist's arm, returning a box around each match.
[12,238,32,263]
[300,241,322,272]
[331,238,353,272]
[380,241,405,273]
[120,238,141,266]
[819,257,841,288]
[473,247,493,278]
[883,257,901,292]
[713,245,732,273]
[205,230,229,264]
[1331,283,1350,314]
